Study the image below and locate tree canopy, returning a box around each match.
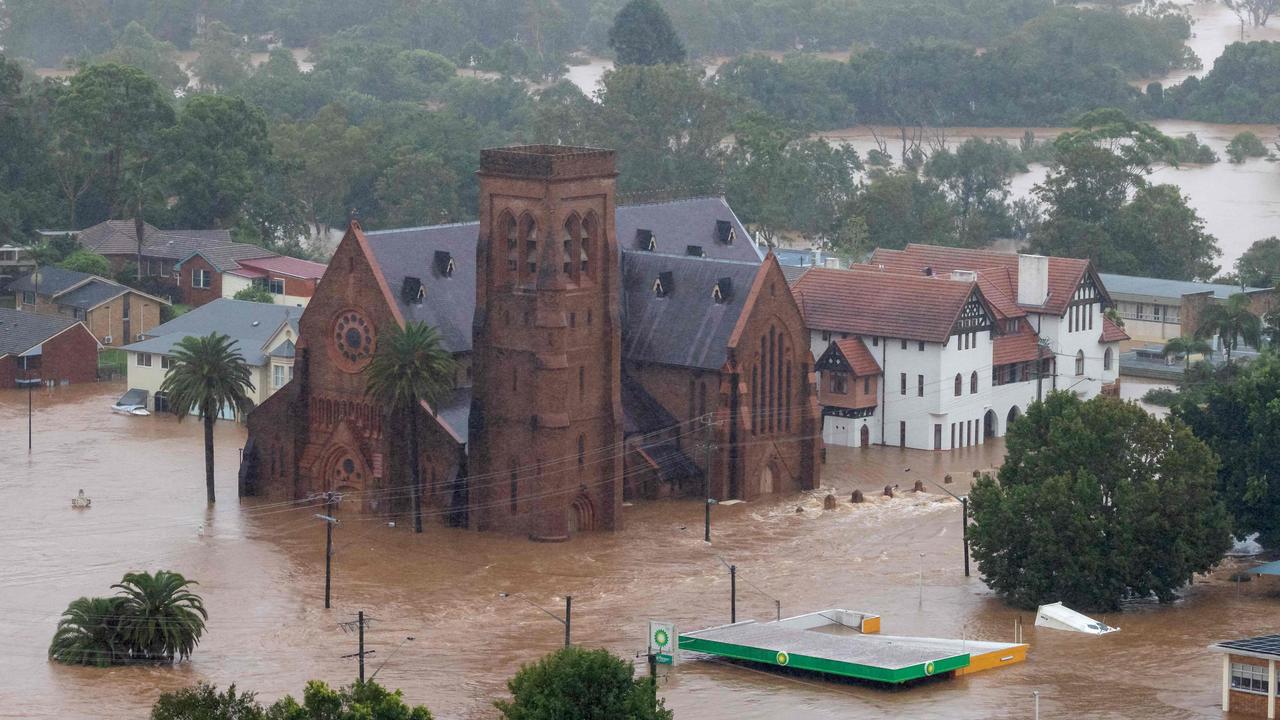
[495,646,672,720]
[608,0,688,66]
[968,392,1231,611]
[150,680,433,720]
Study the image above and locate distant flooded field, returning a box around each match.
[0,385,1273,719]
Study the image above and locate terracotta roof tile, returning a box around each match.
[993,331,1043,366]
[833,338,882,376]
[792,267,977,343]
[1100,315,1130,343]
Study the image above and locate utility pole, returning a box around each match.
[917,552,925,610]
[358,610,366,680]
[26,368,32,451]
[316,492,339,609]
[730,565,737,623]
[339,612,376,682]
[961,496,970,578]
[1035,340,1046,402]
[564,595,572,647]
[704,414,714,543]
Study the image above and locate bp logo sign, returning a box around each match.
[776,651,790,666]
[924,661,936,676]
[648,621,678,665]
[653,628,670,648]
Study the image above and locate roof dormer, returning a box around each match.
[715,220,734,244]
[401,276,425,304]
[636,229,656,251]
[434,250,455,277]
[686,244,705,257]
[653,271,673,297]
[712,277,732,303]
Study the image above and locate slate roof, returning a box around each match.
[431,387,472,444]
[1098,273,1259,301]
[780,264,811,287]
[833,338,881,376]
[269,339,296,359]
[121,299,299,366]
[55,281,128,310]
[871,244,1092,316]
[362,198,764,356]
[993,331,1042,365]
[621,252,763,371]
[792,267,978,344]
[1099,316,1130,343]
[622,374,680,435]
[180,244,277,272]
[76,220,234,260]
[9,267,145,311]
[0,307,85,356]
[616,197,762,263]
[9,266,95,296]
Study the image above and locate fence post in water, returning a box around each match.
[962,496,970,578]
[730,565,737,623]
[775,599,781,622]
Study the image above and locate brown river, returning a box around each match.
[2,383,1277,719]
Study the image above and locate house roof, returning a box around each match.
[792,267,979,343]
[1211,635,1280,661]
[9,266,96,296]
[269,339,296,359]
[993,331,1043,366]
[235,255,327,279]
[780,264,812,287]
[1097,273,1259,301]
[622,373,680,435]
[121,298,299,366]
[621,252,763,371]
[54,280,128,310]
[9,267,165,311]
[179,244,278,272]
[616,197,762,264]
[0,307,86,356]
[871,245,1092,316]
[1099,316,1130,343]
[833,338,882,376]
[360,198,765,357]
[76,220,234,260]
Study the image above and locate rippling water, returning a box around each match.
[1,384,1275,719]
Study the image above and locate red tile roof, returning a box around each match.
[834,338,882,376]
[1099,315,1130,343]
[792,267,978,343]
[869,244,1091,317]
[235,255,328,279]
[993,331,1043,366]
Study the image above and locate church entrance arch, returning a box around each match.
[322,446,368,499]
[569,492,595,533]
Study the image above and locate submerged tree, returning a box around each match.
[49,596,127,667]
[1195,293,1262,365]
[495,646,672,720]
[364,322,456,533]
[160,333,255,504]
[968,392,1230,611]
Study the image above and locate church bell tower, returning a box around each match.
[469,146,624,540]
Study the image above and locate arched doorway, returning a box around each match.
[759,464,775,495]
[1006,406,1021,429]
[983,410,997,438]
[323,447,367,497]
[859,424,870,448]
[569,492,595,533]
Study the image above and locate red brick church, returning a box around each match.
[241,146,820,539]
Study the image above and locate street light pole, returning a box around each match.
[704,414,713,543]
[961,496,970,578]
[564,596,572,647]
[499,592,571,647]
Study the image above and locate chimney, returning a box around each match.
[951,270,977,282]
[1018,254,1050,306]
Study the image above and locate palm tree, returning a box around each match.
[160,333,255,504]
[112,570,208,664]
[1161,335,1212,370]
[49,596,127,667]
[1196,293,1262,366]
[364,322,456,533]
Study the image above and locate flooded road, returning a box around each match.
[2,384,1276,719]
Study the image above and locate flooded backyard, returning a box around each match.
[1,384,1276,719]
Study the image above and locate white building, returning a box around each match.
[121,298,300,418]
[792,245,1126,450]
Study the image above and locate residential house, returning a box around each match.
[176,250,325,308]
[0,307,101,387]
[9,267,168,346]
[1100,272,1274,348]
[120,298,300,417]
[792,244,1127,450]
[0,244,36,293]
[239,146,819,539]
[73,220,233,284]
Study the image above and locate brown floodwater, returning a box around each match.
[2,383,1276,719]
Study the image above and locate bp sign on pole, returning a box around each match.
[648,620,678,665]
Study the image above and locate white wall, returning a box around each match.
[222,274,311,308]
[124,349,274,419]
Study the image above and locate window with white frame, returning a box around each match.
[137,353,152,367]
[192,269,211,289]
[22,291,35,305]
[1075,350,1085,376]
[1231,662,1269,694]
[273,364,287,388]
[161,355,173,370]
[269,277,285,295]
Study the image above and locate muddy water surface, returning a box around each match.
[1,384,1276,719]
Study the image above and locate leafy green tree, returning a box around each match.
[190,21,250,92]
[112,571,208,664]
[1106,184,1220,281]
[233,285,276,303]
[1226,131,1270,163]
[151,683,264,720]
[1196,293,1262,365]
[94,21,188,91]
[265,680,432,720]
[495,646,672,720]
[363,322,456,533]
[49,596,127,667]
[924,138,1023,247]
[164,94,274,229]
[1177,353,1280,547]
[851,169,954,250]
[270,104,373,242]
[968,392,1230,611]
[57,249,112,276]
[1161,335,1212,369]
[160,333,256,504]
[1236,237,1280,287]
[608,0,687,67]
